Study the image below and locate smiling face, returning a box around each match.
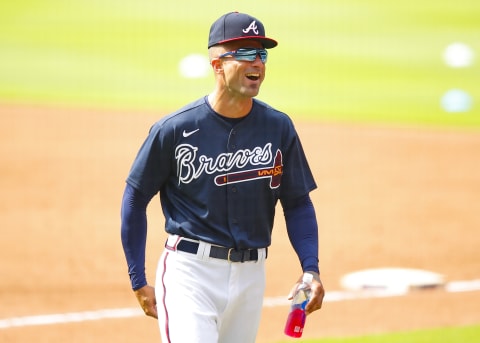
[210,40,267,100]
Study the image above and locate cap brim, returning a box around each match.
[214,36,278,49]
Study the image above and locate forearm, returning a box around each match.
[120,183,152,290]
[282,194,319,274]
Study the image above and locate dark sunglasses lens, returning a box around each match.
[258,50,267,62]
[234,49,257,61]
[235,49,267,62]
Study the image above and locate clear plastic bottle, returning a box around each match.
[284,273,313,338]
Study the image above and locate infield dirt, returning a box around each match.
[1,103,479,342]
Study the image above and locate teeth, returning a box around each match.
[246,73,260,80]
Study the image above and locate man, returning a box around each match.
[121,11,325,343]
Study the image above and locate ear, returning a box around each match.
[210,58,224,74]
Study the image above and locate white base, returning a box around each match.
[341,267,445,292]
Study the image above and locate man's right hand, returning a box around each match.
[134,285,158,319]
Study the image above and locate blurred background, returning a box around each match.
[1,0,479,126]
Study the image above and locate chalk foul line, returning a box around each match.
[1,279,479,330]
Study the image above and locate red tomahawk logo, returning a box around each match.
[214,150,283,189]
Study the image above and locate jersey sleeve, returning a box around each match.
[279,131,317,201]
[126,122,173,198]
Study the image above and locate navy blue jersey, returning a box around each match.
[127,96,316,249]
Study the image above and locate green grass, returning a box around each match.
[0,1,478,341]
[1,0,479,127]
[276,325,480,342]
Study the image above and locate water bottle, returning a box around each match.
[284,273,313,338]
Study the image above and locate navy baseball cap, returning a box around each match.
[208,12,278,49]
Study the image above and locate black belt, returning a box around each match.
[175,239,265,263]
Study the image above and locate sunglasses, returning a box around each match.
[218,48,268,63]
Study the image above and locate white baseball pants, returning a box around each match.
[155,235,267,343]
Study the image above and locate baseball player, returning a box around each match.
[121,12,325,343]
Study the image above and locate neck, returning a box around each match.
[208,91,253,118]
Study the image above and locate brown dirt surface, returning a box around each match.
[1,103,479,342]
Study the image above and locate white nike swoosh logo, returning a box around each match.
[182,129,200,138]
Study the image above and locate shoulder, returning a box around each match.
[252,99,294,124]
[250,99,297,137]
[252,98,289,116]
[149,97,209,133]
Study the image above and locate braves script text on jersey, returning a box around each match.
[127,96,317,251]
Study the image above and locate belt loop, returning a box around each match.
[198,241,210,261]
[165,234,181,251]
[227,248,234,263]
[242,250,247,263]
[258,248,267,261]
